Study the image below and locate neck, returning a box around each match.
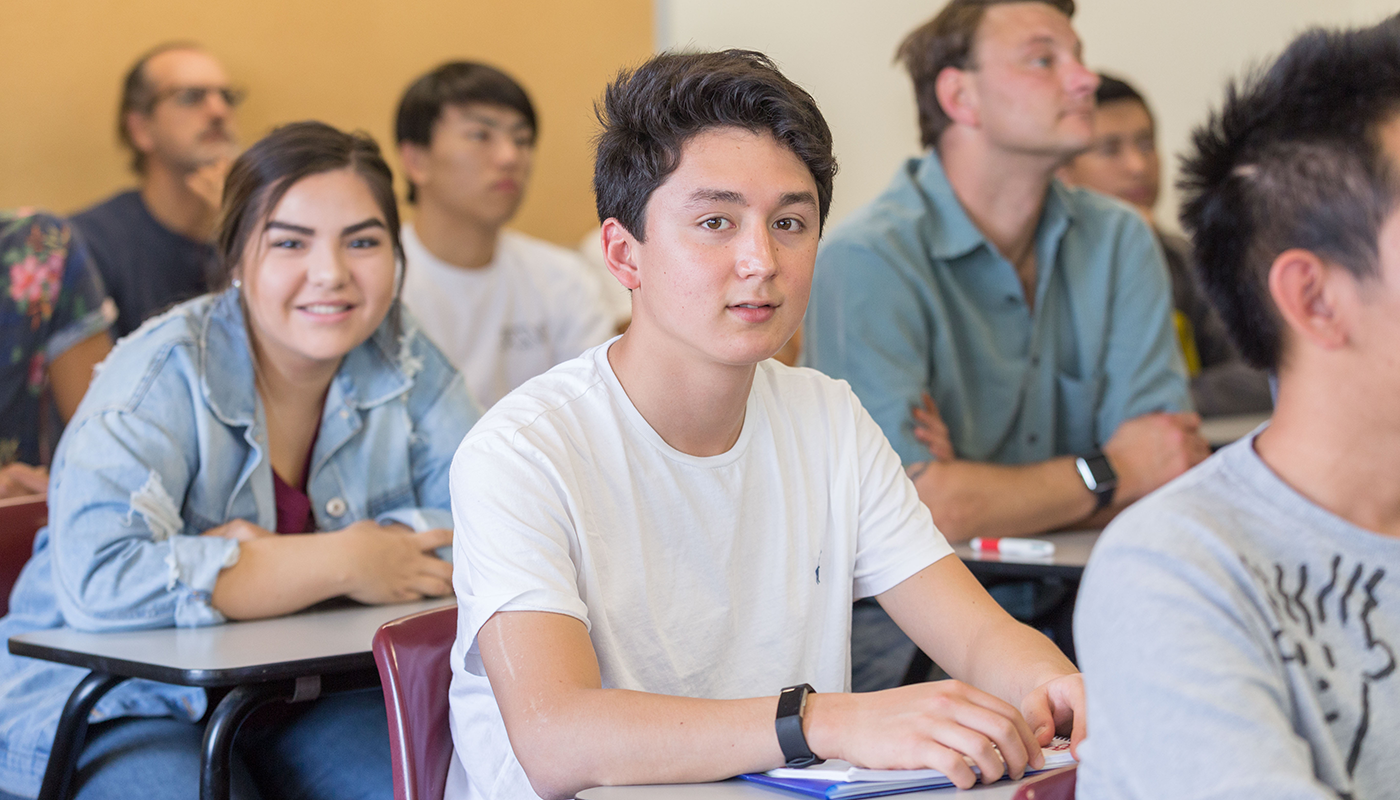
[605,327,754,457]
[249,334,340,421]
[411,201,500,270]
[1256,358,1400,536]
[938,133,1056,269]
[140,164,218,241]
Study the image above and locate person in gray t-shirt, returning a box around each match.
[1075,16,1400,800]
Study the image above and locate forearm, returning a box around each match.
[512,688,782,800]
[210,532,353,619]
[912,457,1096,541]
[960,616,1077,709]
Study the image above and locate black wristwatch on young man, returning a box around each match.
[1075,450,1117,511]
[776,683,823,768]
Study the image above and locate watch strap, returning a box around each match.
[775,684,823,768]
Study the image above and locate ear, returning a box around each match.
[934,66,979,129]
[125,110,156,154]
[1268,248,1351,352]
[600,218,641,291]
[398,142,430,189]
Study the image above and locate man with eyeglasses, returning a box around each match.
[73,43,241,338]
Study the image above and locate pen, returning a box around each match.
[970,537,1055,558]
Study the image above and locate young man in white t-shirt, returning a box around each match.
[447,49,1085,800]
[395,62,613,407]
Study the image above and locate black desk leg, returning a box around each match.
[200,679,318,800]
[38,671,127,800]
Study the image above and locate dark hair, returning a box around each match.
[1178,16,1400,371]
[593,49,837,241]
[897,0,1076,149]
[214,122,405,331]
[1095,73,1150,117]
[118,41,204,174]
[394,61,538,204]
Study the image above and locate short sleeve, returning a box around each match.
[1074,510,1337,800]
[45,224,115,360]
[449,428,591,656]
[847,390,954,599]
[806,237,934,466]
[1096,219,1193,437]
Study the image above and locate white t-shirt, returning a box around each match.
[445,342,954,800]
[400,223,614,408]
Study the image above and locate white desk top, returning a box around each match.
[1200,413,1269,448]
[576,768,1073,799]
[8,597,452,684]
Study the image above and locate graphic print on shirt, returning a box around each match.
[1243,554,1395,787]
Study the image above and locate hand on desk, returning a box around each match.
[804,680,1046,789]
[0,462,48,499]
[337,521,454,604]
[1019,672,1085,755]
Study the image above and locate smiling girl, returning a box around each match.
[0,122,479,800]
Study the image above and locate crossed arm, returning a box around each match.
[905,395,1210,541]
[477,555,1084,800]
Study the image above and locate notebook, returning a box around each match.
[738,737,1075,799]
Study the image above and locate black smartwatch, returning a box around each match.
[1075,450,1117,511]
[775,683,823,768]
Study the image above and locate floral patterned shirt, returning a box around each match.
[1,211,114,466]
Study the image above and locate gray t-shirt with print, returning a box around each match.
[1075,429,1399,800]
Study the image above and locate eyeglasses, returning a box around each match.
[151,85,246,110]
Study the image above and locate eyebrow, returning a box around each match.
[685,188,746,207]
[683,189,817,210]
[264,218,385,236]
[779,191,819,209]
[462,112,534,133]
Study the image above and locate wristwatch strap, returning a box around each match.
[775,684,823,768]
[1076,450,1117,511]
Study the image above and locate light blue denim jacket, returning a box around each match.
[0,288,480,797]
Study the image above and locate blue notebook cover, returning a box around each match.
[738,771,957,799]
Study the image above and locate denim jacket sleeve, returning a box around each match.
[46,346,239,632]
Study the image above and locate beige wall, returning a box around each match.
[659,0,1396,233]
[0,0,653,246]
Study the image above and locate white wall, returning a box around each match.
[658,0,1398,232]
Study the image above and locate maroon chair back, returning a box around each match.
[373,604,457,800]
[1013,765,1077,800]
[0,494,46,618]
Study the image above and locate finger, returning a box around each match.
[417,556,455,583]
[921,392,940,417]
[955,689,1040,771]
[413,527,454,551]
[925,720,1008,784]
[913,740,979,790]
[949,704,1034,779]
[412,574,454,598]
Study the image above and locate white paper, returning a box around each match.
[766,737,1075,783]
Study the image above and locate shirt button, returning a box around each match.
[1028,434,1039,445]
[325,497,348,517]
[339,408,350,420]
[1030,356,1041,367]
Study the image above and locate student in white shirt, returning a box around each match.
[395,62,613,407]
[447,48,1085,800]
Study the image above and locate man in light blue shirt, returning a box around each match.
[804,0,1210,688]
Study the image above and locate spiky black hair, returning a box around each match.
[1178,15,1400,370]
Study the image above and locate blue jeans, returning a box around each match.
[0,688,392,800]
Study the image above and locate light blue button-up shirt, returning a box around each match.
[0,289,479,797]
[804,150,1190,466]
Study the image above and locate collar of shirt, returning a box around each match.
[908,149,1077,277]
